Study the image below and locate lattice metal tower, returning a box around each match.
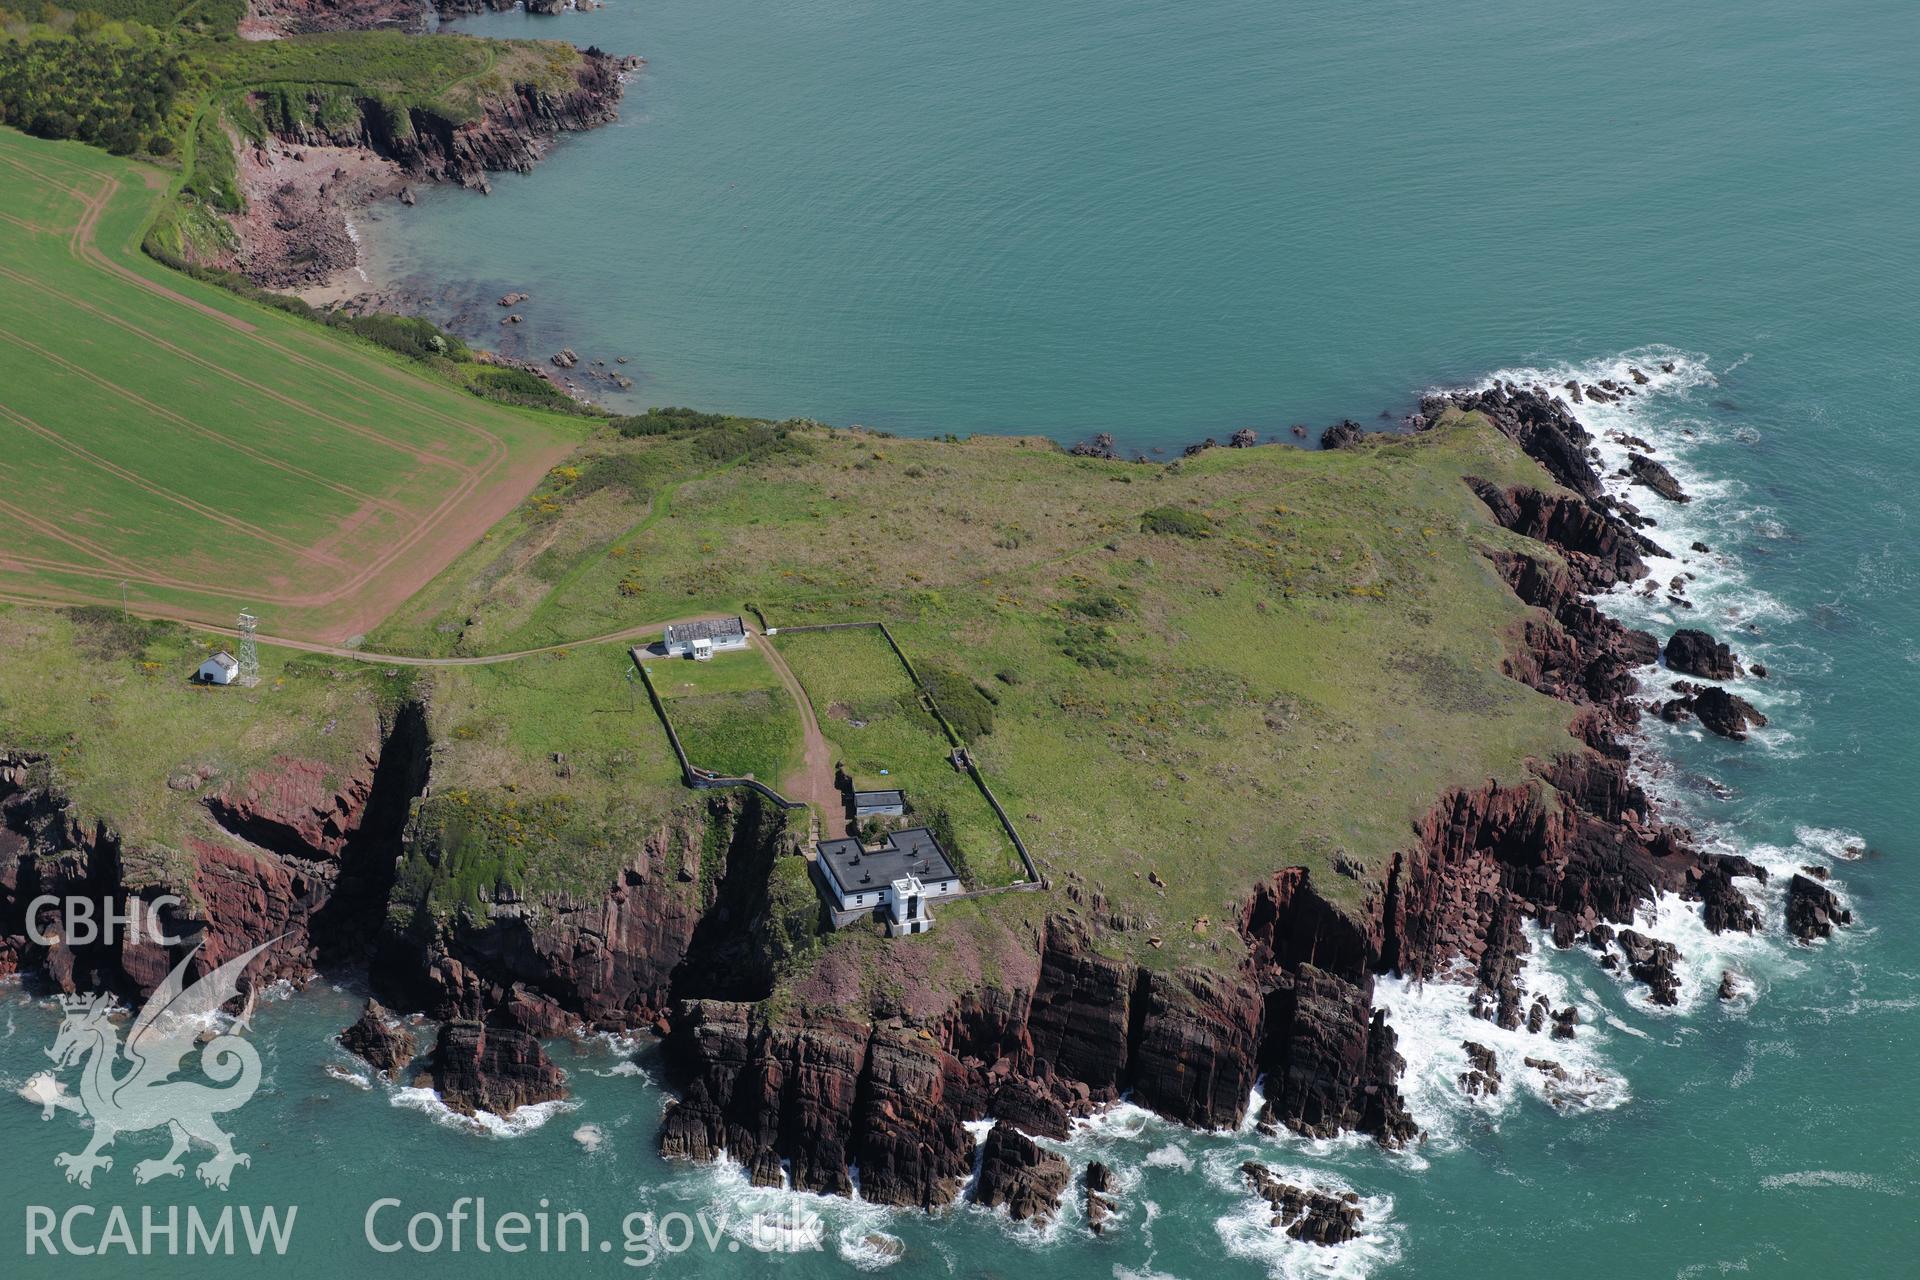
[236,610,261,687]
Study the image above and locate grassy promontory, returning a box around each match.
[3,402,1589,982]
[400,410,1586,973]
[0,405,1582,979]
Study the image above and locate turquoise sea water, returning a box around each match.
[6,0,1918,1275]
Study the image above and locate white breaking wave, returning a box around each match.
[1759,1169,1901,1194]
[1376,936,1628,1147]
[323,1063,375,1091]
[1200,1147,1401,1280]
[388,1085,577,1137]
[1380,346,1850,1144]
[642,1146,902,1267]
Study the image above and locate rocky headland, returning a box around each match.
[0,380,1843,1230]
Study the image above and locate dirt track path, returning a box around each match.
[754,630,846,841]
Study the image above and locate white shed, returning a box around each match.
[196,652,240,686]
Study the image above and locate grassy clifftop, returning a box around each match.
[0,406,1582,980]
[377,411,1580,969]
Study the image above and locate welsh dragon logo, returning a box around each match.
[32,939,275,1190]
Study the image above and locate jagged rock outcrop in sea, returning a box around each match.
[425,1018,567,1115]
[1665,628,1743,680]
[1660,685,1768,740]
[1785,873,1852,942]
[1241,1162,1365,1246]
[339,998,417,1078]
[970,1122,1071,1222]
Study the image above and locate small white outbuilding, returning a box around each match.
[663,616,749,661]
[196,652,240,686]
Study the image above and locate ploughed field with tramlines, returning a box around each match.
[0,129,571,642]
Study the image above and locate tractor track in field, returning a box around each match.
[0,397,350,568]
[0,284,414,514]
[0,263,476,475]
[0,138,574,641]
[0,150,259,333]
[0,485,147,578]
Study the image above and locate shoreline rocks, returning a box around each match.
[969,1123,1070,1223]
[1241,1162,1364,1246]
[1666,628,1743,681]
[424,1019,567,1117]
[1627,453,1690,504]
[338,998,416,1078]
[210,46,639,299]
[1661,686,1768,740]
[1785,874,1852,942]
[1085,1161,1116,1233]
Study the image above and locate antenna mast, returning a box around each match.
[236,610,261,688]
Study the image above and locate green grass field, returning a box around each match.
[0,127,576,642]
[373,412,1584,966]
[650,644,804,788]
[773,627,1026,889]
[0,603,403,872]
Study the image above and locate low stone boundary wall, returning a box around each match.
[629,648,805,811]
[765,622,1045,889]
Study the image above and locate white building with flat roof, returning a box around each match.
[663,616,749,660]
[812,828,962,936]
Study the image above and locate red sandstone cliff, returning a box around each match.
[250,48,637,195]
[647,385,1775,1210]
[0,385,1793,1185]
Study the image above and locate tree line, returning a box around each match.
[0,32,189,156]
